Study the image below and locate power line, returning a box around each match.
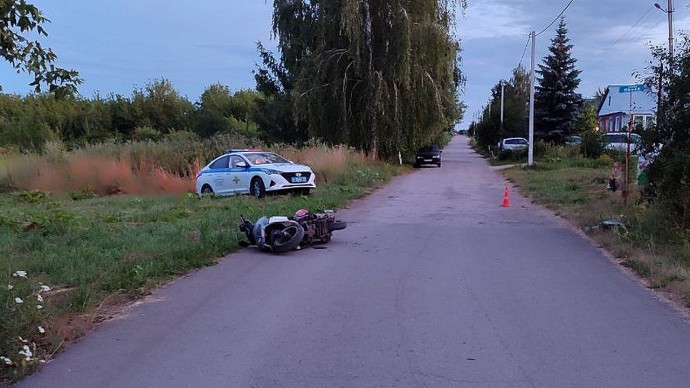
[517,34,531,69]
[536,0,576,36]
[585,5,661,63]
[606,5,656,52]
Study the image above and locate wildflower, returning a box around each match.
[37,326,45,334]
[18,336,27,343]
[18,345,32,361]
[14,297,23,304]
[39,285,51,293]
[37,294,44,303]
[37,305,43,310]
[0,356,11,365]
[12,271,27,278]
[7,284,13,290]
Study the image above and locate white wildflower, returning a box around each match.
[36,304,43,310]
[18,336,27,343]
[39,285,51,293]
[37,326,45,334]
[18,345,32,361]
[14,297,23,304]
[37,294,44,303]
[12,271,27,278]
[0,356,11,365]
[7,284,13,290]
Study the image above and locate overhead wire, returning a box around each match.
[517,34,531,69]
[514,0,576,71]
[536,0,576,37]
[602,5,656,53]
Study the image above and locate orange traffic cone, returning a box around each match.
[500,184,511,207]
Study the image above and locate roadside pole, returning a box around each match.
[528,31,535,166]
[617,84,645,204]
[624,90,632,204]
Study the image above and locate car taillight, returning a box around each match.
[195,171,202,179]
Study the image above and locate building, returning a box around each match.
[597,84,656,133]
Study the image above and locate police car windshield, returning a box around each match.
[245,152,289,165]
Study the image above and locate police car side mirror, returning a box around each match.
[236,161,248,168]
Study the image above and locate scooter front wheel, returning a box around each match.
[269,224,305,253]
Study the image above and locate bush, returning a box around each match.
[580,131,605,158]
[498,148,527,161]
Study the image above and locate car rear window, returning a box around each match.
[506,139,527,145]
[606,133,640,143]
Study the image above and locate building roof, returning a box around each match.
[597,84,656,116]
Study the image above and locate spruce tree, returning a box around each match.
[535,17,583,141]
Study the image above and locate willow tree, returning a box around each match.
[268,0,465,159]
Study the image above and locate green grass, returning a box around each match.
[0,161,402,383]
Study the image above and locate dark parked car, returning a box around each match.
[414,145,442,167]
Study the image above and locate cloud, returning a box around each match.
[458,1,531,40]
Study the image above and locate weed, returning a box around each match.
[621,259,652,277]
[69,189,98,201]
[16,191,47,204]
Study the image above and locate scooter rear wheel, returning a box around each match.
[327,221,347,231]
[269,224,305,253]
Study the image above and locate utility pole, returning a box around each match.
[666,0,673,60]
[528,31,535,166]
[655,0,674,59]
[500,81,505,133]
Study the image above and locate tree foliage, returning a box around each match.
[261,0,465,159]
[0,79,261,152]
[0,0,81,96]
[473,66,530,150]
[534,17,583,142]
[640,36,690,226]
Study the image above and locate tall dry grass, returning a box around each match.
[6,153,195,195]
[0,137,370,196]
[275,144,369,184]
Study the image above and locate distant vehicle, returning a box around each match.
[604,132,641,154]
[565,135,582,146]
[195,149,316,198]
[414,145,442,167]
[498,137,529,151]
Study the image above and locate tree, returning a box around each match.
[131,78,194,133]
[264,0,465,158]
[0,1,81,95]
[640,36,690,226]
[473,66,530,150]
[534,17,583,142]
[253,1,315,145]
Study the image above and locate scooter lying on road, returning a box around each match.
[239,209,347,253]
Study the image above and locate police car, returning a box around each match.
[195,149,316,198]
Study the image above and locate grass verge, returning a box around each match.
[499,148,690,318]
[0,156,402,384]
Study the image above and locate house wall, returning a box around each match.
[599,113,655,133]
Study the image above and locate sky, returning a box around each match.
[1,0,686,130]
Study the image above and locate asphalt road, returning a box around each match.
[19,136,690,387]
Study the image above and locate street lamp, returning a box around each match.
[654,0,674,58]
